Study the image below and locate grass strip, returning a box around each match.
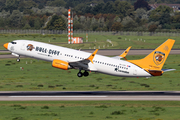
[0,101,179,120]
[0,54,179,91]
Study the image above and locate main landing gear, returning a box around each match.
[77,70,89,77]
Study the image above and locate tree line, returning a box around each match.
[0,0,180,32]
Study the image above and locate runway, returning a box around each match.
[0,91,180,101]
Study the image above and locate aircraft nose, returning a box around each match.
[3,43,9,49]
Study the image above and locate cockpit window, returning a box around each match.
[11,41,17,44]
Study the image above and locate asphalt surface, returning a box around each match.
[0,91,180,101]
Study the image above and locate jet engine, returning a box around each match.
[52,59,71,70]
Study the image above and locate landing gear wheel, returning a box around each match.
[77,72,83,77]
[17,59,20,62]
[16,55,20,62]
[83,71,89,77]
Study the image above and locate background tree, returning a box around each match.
[0,0,6,12]
[103,1,115,14]
[92,3,105,15]
[34,17,42,29]
[84,16,91,30]
[74,3,87,15]
[23,23,31,29]
[65,0,75,9]
[114,16,121,22]
[45,15,66,30]
[134,0,150,10]
[47,0,66,7]
[5,0,20,13]
[135,8,148,19]
[18,1,37,12]
[111,22,123,31]
[148,24,157,32]
[74,21,84,30]
[91,16,98,31]
[0,17,5,28]
[114,1,131,18]
[79,16,86,24]
[9,10,22,27]
[149,5,173,28]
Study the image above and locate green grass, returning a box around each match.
[0,101,180,120]
[0,54,179,91]
[0,52,10,55]
[0,33,180,50]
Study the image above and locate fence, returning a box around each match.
[0,29,179,36]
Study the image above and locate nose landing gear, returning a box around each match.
[17,56,20,62]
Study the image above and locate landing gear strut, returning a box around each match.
[16,56,20,62]
[77,70,89,77]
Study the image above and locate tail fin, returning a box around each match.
[128,39,175,75]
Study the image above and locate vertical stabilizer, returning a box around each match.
[128,39,175,73]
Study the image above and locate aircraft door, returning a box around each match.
[21,42,26,51]
[133,69,137,75]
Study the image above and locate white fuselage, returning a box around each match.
[7,40,151,77]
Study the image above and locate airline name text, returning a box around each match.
[35,46,60,56]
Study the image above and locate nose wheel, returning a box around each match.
[16,56,20,62]
[77,70,89,77]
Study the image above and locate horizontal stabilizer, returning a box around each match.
[162,69,176,72]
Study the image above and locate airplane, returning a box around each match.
[3,39,175,77]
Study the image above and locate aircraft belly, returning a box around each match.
[96,65,151,77]
[95,65,132,77]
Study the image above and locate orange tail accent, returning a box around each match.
[128,39,175,73]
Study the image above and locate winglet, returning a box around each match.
[86,49,98,64]
[120,46,131,60]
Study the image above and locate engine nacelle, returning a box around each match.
[52,59,70,70]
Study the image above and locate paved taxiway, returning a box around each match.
[0,91,180,101]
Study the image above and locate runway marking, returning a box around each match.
[10,96,108,98]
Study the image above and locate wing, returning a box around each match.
[120,46,131,58]
[69,49,99,71]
